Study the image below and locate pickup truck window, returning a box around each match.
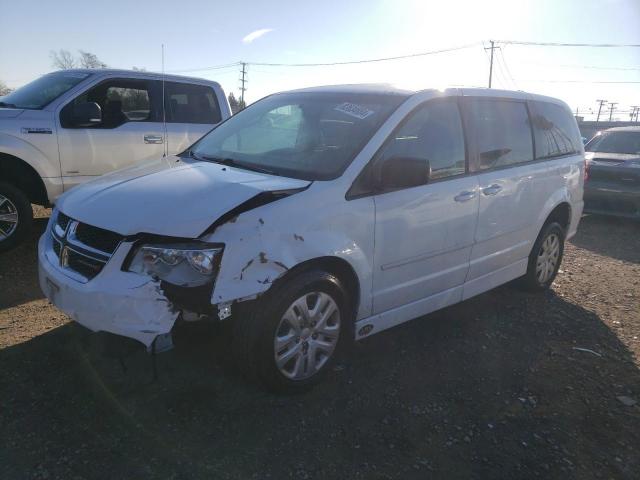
[0,72,90,110]
[165,82,221,124]
[61,78,158,128]
[191,91,406,181]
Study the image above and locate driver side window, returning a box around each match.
[377,99,466,181]
[61,79,156,129]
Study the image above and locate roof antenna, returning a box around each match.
[161,44,168,158]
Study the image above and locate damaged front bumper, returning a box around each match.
[38,234,179,347]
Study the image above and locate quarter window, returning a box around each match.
[377,100,466,181]
[467,99,534,170]
[165,82,221,124]
[531,101,581,158]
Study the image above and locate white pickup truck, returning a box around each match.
[0,69,230,251]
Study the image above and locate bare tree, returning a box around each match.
[0,80,12,96]
[50,49,76,69]
[50,49,108,70]
[78,50,108,69]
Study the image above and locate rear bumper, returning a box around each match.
[584,184,640,219]
[38,232,179,346]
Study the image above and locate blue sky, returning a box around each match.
[1,0,639,119]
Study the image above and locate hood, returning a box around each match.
[0,108,25,118]
[57,156,310,238]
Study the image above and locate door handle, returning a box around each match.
[144,134,163,144]
[454,191,476,202]
[482,184,503,196]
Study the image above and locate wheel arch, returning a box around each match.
[0,152,49,205]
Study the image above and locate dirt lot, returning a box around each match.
[1,210,639,480]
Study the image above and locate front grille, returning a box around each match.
[75,223,123,254]
[57,212,71,231]
[67,249,105,279]
[50,211,124,281]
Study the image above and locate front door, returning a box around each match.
[56,78,165,190]
[372,98,479,314]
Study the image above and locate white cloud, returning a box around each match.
[242,28,274,44]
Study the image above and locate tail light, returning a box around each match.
[584,158,590,183]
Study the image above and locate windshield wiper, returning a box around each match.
[0,101,17,108]
[190,151,278,176]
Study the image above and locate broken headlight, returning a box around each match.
[128,243,223,287]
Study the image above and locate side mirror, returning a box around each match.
[378,156,431,191]
[72,102,102,127]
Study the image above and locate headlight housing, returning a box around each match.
[128,243,223,287]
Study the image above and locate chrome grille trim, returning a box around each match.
[50,211,123,281]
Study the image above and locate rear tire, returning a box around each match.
[519,221,565,292]
[0,182,32,253]
[232,269,353,393]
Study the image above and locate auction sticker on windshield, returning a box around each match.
[334,102,375,120]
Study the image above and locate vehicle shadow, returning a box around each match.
[2,285,639,479]
[0,217,49,309]
[570,214,640,264]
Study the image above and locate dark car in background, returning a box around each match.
[584,126,640,219]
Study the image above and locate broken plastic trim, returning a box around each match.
[200,186,310,236]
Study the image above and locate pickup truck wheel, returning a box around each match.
[519,221,565,292]
[0,182,32,253]
[232,269,353,392]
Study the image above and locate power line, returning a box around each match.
[248,43,481,67]
[516,79,640,84]
[167,62,241,73]
[497,40,640,48]
[497,48,518,89]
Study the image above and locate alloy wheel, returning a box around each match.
[274,291,341,380]
[0,194,19,241]
[536,233,560,284]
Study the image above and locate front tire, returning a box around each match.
[233,269,353,392]
[0,182,32,253]
[520,221,565,292]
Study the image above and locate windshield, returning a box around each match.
[585,131,640,155]
[0,72,91,109]
[191,91,407,180]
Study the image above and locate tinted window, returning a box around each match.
[377,100,466,180]
[165,82,221,124]
[1,72,91,110]
[61,78,157,128]
[467,99,533,170]
[532,101,581,158]
[585,131,640,155]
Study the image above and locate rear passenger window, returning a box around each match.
[165,82,221,124]
[378,100,466,181]
[531,101,581,158]
[467,99,533,170]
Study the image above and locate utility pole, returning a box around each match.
[595,99,607,123]
[608,102,618,122]
[239,62,247,109]
[631,106,640,122]
[485,40,498,88]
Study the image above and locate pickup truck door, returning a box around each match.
[56,78,165,190]
[163,81,223,154]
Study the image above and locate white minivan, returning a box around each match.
[0,69,230,250]
[38,85,585,391]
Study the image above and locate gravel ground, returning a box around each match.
[1,210,639,480]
